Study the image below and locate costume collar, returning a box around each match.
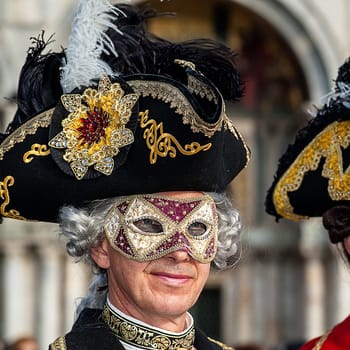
[102,301,195,350]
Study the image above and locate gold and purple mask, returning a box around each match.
[104,193,218,263]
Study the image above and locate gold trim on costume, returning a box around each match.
[49,337,67,350]
[128,80,223,138]
[311,330,330,350]
[23,144,51,163]
[139,110,212,164]
[0,176,24,220]
[273,120,350,221]
[102,304,195,350]
[0,109,53,160]
[208,337,234,350]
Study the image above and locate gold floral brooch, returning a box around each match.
[49,75,139,180]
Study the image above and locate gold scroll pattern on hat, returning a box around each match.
[0,109,53,221]
[273,120,350,221]
[0,176,24,220]
[128,80,223,138]
[23,144,51,163]
[139,110,212,164]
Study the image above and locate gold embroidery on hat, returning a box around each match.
[0,109,53,161]
[102,304,195,350]
[174,59,197,71]
[139,110,212,164]
[224,114,251,167]
[174,59,217,102]
[188,75,218,103]
[129,80,223,138]
[273,120,350,221]
[23,144,50,163]
[49,75,139,180]
[0,176,24,220]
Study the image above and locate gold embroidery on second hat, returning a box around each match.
[23,144,51,163]
[273,120,350,221]
[0,176,24,220]
[139,110,212,164]
[49,75,139,180]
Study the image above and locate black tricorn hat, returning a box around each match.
[0,1,250,223]
[265,56,350,227]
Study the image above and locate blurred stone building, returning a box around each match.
[1,0,350,349]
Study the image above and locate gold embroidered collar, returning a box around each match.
[101,303,195,350]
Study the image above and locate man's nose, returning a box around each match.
[166,248,191,262]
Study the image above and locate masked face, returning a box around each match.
[104,193,218,263]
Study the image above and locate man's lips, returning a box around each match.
[152,271,191,278]
[151,271,193,284]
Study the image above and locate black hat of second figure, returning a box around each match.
[265,56,350,241]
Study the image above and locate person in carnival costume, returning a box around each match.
[0,0,250,349]
[265,56,350,349]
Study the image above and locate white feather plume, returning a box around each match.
[60,0,126,93]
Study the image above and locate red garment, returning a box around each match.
[300,315,350,349]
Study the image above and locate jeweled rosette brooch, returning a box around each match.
[49,75,139,180]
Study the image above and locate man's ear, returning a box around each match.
[344,236,350,256]
[90,238,111,269]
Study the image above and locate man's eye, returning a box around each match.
[133,219,163,233]
[188,222,207,237]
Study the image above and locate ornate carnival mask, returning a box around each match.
[104,193,218,263]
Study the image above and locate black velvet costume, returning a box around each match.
[49,308,233,350]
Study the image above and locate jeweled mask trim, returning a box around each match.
[104,193,218,263]
[49,75,139,180]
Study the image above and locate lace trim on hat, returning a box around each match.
[102,303,195,350]
[223,115,251,167]
[0,109,53,160]
[273,120,350,221]
[128,80,223,138]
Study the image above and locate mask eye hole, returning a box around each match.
[188,222,207,237]
[133,218,163,234]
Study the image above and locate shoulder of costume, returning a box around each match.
[49,308,124,350]
[208,337,235,350]
[194,327,234,350]
[299,315,350,350]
